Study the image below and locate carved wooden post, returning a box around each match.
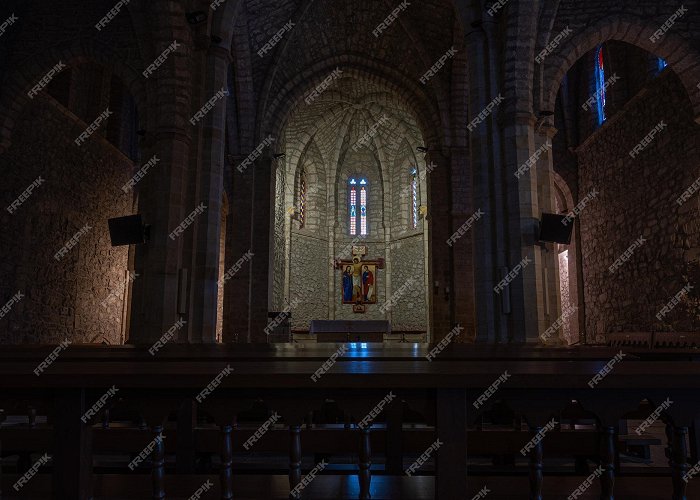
[177,400,196,474]
[306,411,313,430]
[690,418,700,465]
[670,425,689,500]
[435,388,467,500]
[151,425,165,500]
[358,425,372,499]
[528,426,544,500]
[599,425,615,499]
[27,406,36,428]
[385,400,403,475]
[221,424,234,499]
[52,388,93,499]
[289,424,302,496]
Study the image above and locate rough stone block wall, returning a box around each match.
[578,71,700,336]
[290,234,329,328]
[288,159,330,328]
[389,153,423,239]
[0,96,132,344]
[389,235,427,331]
[272,165,288,312]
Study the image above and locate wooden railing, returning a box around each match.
[1,343,700,499]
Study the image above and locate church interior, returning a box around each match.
[2,0,700,498]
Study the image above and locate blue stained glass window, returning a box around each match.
[299,169,306,229]
[348,177,368,236]
[360,186,367,236]
[595,45,606,126]
[411,168,418,229]
[349,183,357,235]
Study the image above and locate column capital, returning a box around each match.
[514,111,537,127]
[208,44,233,63]
[153,126,194,146]
[536,121,558,139]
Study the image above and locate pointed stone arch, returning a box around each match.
[0,44,147,153]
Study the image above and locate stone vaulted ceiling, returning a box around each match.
[235,0,459,124]
[282,76,424,178]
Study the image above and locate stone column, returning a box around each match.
[467,21,499,343]
[186,45,230,343]
[483,18,511,344]
[502,112,549,343]
[426,150,453,341]
[224,154,255,343]
[128,128,192,344]
[449,145,476,338]
[249,156,275,343]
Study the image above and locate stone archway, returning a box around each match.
[270,74,433,339]
[539,14,700,120]
[0,45,147,154]
[551,171,582,345]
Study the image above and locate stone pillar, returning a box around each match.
[224,154,255,343]
[426,150,453,341]
[186,45,230,343]
[449,145,476,339]
[483,19,511,344]
[128,128,192,343]
[127,6,194,343]
[467,22,499,343]
[249,156,275,343]
[502,112,548,343]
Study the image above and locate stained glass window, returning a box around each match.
[349,179,357,235]
[411,168,418,229]
[595,45,606,126]
[349,177,367,236]
[299,169,306,229]
[360,185,367,236]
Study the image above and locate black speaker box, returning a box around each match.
[539,213,573,244]
[108,214,146,246]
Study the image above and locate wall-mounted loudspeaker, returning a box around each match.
[108,214,148,246]
[539,213,573,244]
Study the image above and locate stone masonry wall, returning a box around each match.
[577,71,700,337]
[290,234,330,328]
[272,164,287,312]
[389,235,427,331]
[0,95,133,344]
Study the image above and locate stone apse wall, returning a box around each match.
[273,128,428,333]
[0,95,133,344]
[577,71,700,335]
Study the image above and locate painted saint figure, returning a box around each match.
[342,266,354,302]
[335,248,383,307]
[362,265,374,302]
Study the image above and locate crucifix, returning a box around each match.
[334,245,384,313]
